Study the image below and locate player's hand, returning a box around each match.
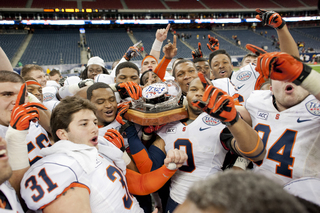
[191,42,203,59]
[115,81,142,100]
[256,8,286,30]
[78,79,94,88]
[10,84,47,130]
[163,35,177,59]
[207,35,219,52]
[255,52,311,85]
[143,124,166,135]
[104,129,125,152]
[198,72,211,90]
[116,102,130,125]
[192,85,239,126]
[156,24,170,42]
[164,148,188,170]
[245,44,267,56]
[123,46,140,61]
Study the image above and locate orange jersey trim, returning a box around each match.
[153,57,171,81]
[40,182,90,210]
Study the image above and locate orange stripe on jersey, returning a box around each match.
[40,182,90,209]
[153,57,171,81]
[131,149,153,174]
[126,165,176,196]
[232,93,241,106]
[236,132,261,155]
[0,199,6,209]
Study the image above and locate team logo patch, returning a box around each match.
[236,71,252,81]
[166,127,176,134]
[202,115,220,126]
[257,111,269,120]
[305,99,320,116]
[43,93,54,102]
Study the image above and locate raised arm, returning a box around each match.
[256,9,299,57]
[150,24,171,61]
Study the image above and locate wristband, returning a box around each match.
[152,39,163,52]
[222,112,240,126]
[6,126,29,170]
[300,69,320,96]
[293,63,312,85]
[122,151,131,166]
[233,157,250,170]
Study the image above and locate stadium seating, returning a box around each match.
[215,29,279,53]
[302,0,318,7]
[125,0,165,9]
[201,0,244,9]
[165,0,205,9]
[0,0,27,8]
[82,0,123,10]
[236,0,279,9]
[276,0,305,8]
[31,0,77,8]
[0,34,27,60]
[294,27,320,40]
[85,29,135,63]
[19,29,80,65]
[174,28,247,57]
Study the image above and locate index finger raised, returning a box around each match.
[16,83,26,106]
[165,24,171,33]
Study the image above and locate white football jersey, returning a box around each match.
[0,181,24,213]
[211,77,238,98]
[0,124,8,138]
[231,63,260,105]
[98,120,142,149]
[21,145,143,212]
[26,121,52,165]
[246,91,320,185]
[157,112,227,204]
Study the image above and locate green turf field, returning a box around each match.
[310,64,320,73]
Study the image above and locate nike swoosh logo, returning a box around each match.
[199,127,211,131]
[237,84,245,90]
[297,118,312,123]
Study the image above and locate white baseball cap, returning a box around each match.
[87,56,105,68]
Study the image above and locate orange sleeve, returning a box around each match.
[126,166,176,196]
[153,57,171,81]
[131,149,153,174]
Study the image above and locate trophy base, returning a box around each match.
[124,107,188,126]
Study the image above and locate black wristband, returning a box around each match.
[276,19,286,30]
[292,63,312,85]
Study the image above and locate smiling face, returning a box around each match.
[271,80,310,112]
[0,82,24,126]
[0,136,12,185]
[210,54,233,79]
[87,64,104,80]
[59,109,99,147]
[90,88,117,125]
[174,61,198,95]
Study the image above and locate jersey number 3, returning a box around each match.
[255,124,297,178]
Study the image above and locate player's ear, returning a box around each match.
[56,129,68,141]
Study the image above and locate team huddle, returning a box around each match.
[0,8,320,213]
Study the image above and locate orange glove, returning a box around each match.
[10,84,47,130]
[143,124,166,135]
[116,103,130,125]
[207,35,219,52]
[116,81,142,100]
[256,8,286,30]
[123,46,140,61]
[246,44,267,56]
[104,129,125,152]
[191,42,203,59]
[255,52,311,85]
[192,85,239,126]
